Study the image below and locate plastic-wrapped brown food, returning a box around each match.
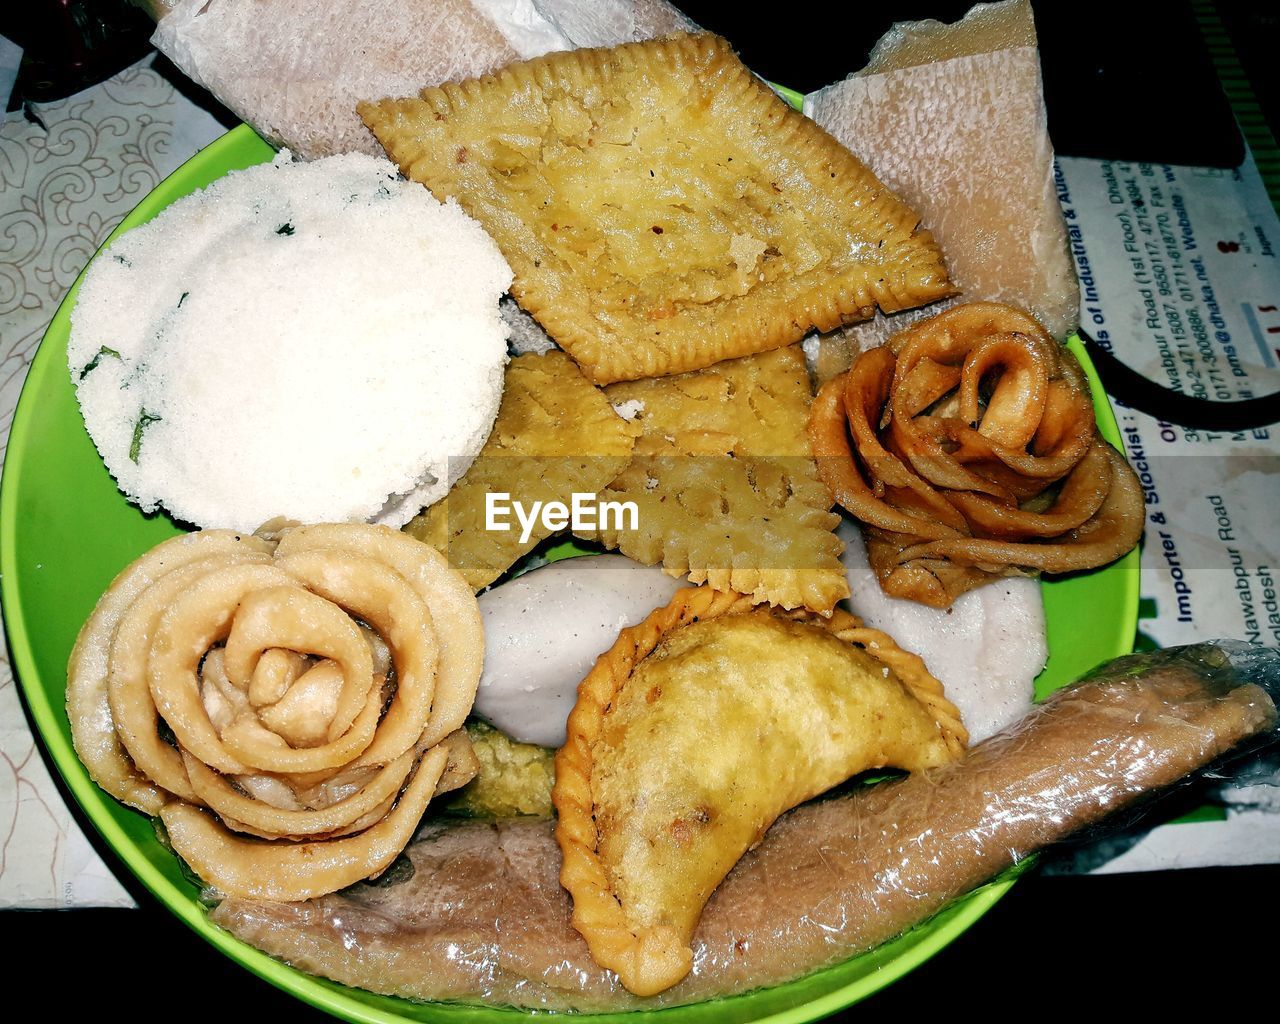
[806,0,1080,379]
[144,0,697,159]
[212,642,1277,1011]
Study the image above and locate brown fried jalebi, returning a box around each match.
[67,523,484,900]
[808,302,1143,608]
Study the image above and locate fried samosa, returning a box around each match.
[554,588,965,995]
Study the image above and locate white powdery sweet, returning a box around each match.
[838,518,1046,742]
[69,151,512,532]
[475,555,689,748]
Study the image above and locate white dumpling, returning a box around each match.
[476,555,688,747]
[839,518,1046,742]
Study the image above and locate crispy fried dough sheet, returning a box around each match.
[361,33,951,384]
[213,642,1277,1011]
[404,351,638,590]
[806,0,1077,379]
[149,0,696,159]
[575,345,847,612]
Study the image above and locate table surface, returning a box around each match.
[2,0,1278,1019]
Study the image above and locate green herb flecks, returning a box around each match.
[129,409,162,464]
[178,291,189,308]
[78,346,121,380]
[276,222,295,236]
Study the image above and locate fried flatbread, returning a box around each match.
[359,33,951,384]
[574,345,847,612]
[405,351,638,590]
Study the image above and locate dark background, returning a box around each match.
[3,1,1279,1020]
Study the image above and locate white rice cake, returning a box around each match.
[69,151,512,532]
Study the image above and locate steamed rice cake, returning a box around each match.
[68,152,512,532]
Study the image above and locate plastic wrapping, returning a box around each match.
[805,0,1079,381]
[210,641,1277,1011]
[147,0,697,160]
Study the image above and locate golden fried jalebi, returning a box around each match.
[67,523,484,900]
[808,302,1143,608]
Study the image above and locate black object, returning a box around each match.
[1036,0,1244,167]
[0,0,155,107]
[677,0,1247,167]
[1080,330,1280,431]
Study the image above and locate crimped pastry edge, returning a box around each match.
[551,585,967,996]
[359,33,952,385]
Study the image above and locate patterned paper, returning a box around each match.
[0,56,224,908]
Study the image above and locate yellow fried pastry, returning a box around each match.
[442,720,555,819]
[575,345,847,612]
[554,587,966,996]
[405,351,638,590]
[359,33,951,384]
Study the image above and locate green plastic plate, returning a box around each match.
[0,123,1138,1024]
